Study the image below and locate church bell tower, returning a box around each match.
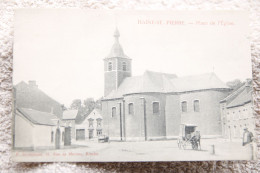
[104,28,132,97]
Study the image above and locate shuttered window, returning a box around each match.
[108,62,112,71]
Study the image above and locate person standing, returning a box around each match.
[242,128,253,146]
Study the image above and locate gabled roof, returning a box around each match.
[226,89,252,108]
[224,80,253,108]
[14,81,63,118]
[76,108,102,125]
[17,108,58,126]
[87,109,103,120]
[62,110,78,120]
[104,71,229,100]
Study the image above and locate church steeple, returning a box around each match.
[114,27,120,41]
[103,28,132,97]
[106,28,129,59]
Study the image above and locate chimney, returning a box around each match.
[245,78,251,92]
[28,80,38,88]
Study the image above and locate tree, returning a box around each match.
[70,99,82,110]
[83,98,95,113]
[226,79,243,90]
[95,98,102,110]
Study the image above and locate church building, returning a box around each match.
[101,29,232,141]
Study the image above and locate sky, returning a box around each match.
[13,10,251,107]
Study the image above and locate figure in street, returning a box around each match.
[242,128,253,146]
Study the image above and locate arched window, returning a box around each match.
[108,62,112,71]
[153,102,160,114]
[112,107,116,117]
[181,101,187,112]
[194,100,200,112]
[128,103,134,115]
[122,62,126,71]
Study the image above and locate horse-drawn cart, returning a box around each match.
[177,124,201,150]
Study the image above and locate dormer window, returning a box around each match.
[108,62,112,71]
[122,62,126,71]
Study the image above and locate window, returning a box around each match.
[128,103,134,115]
[194,100,200,112]
[112,107,116,117]
[181,101,187,112]
[97,119,102,127]
[51,131,54,143]
[153,102,160,114]
[122,62,126,71]
[97,130,102,136]
[88,119,94,127]
[108,62,112,71]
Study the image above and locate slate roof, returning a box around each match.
[224,81,253,108]
[62,110,78,120]
[104,71,230,100]
[75,108,102,125]
[105,28,130,59]
[17,108,58,126]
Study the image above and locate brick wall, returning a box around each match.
[179,90,229,136]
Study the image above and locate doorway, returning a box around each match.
[55,128,61,149]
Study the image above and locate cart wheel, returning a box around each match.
[192,142,198,150]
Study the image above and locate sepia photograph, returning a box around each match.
[12,10,255,162]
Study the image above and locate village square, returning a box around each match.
[12,28,256,161]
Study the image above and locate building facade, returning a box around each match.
[62,109,78,142]
[75,109,103,140]
[220,80,255,140]
[101,29,231,141]
[14,108,65,150]
[13,81,67,149]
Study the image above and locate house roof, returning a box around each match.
[226,86,252,109]
[17,108,58,126]
[227,89,252,108]
[104,71,230,100]
[75,108,102,125]
[62,110,78,120]
[87,109,103,120]
[14,81,63,118]
[220,79,253,108]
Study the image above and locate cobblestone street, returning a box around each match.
[13,138,255,162]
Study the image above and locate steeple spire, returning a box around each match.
[114,27,120,42]
[105,28,130,59]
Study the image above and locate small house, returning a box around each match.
[75,109,103,140]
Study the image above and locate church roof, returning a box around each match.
[105,28,130,59]
[17,108,58,126]
[170,73,229,92]
[104,71,230,100]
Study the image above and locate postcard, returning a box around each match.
[12,10,256,162]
